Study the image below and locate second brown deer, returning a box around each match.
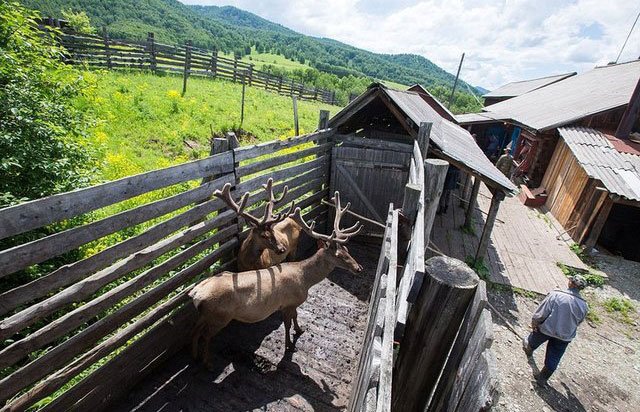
[214,178,301,271]
[189,192,363,368]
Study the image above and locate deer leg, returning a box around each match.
[191,318,206,360]
[283,309,294,351]
[292,307,304,335]
[202,321,227,370]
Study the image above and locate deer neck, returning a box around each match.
[297,247,336,288]
[240,230,268,263]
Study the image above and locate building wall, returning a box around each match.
[541,139,608,243]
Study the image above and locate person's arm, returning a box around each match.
[531,294,554,330]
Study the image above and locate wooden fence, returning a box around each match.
[42,21,337,105]
[0,126,335,411]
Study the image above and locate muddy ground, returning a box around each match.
[489,252,640,412]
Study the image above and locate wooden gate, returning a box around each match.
[330,144,410,234]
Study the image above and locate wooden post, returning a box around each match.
[331,91,336,105]
[265,74,270,90]
[290,78,295,96]
[418,122,432,159]
[146,32,156,73]
[464,176,481,229]
[210,48,218,78]
[102,27,112,70]
[318,109,330,130]
[278,75,283,94]
[392,256,479,412]
[232,57,238,83]
[313,87,318,101]
[459,172,472,207]
[584,196,614,250]
[292,96,299,136]
[474,190,505,263]
[402,183,422,226]
[247,64,254,87]
[182,40,192,97]
[424,159,449,253]
[240,73,246,128]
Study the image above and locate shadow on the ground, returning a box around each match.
[525,355,587,412]
[592,252,640,302]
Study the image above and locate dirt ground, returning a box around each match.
[489,252,640,412]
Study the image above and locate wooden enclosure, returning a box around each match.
[1,122,499,411]
[541,138,611,245]
[41,22,336,105]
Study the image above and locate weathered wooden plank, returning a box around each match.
[236,156,328,194]
[453,349,498,412]
[0,240,237,407]
[236,142,333,178]
[0,152,233,240]
[376,210,398,412]
[336,163,384,223]
[0,173,234,278]
[392,256,479,412]
[233,130,334,162]
[0,194,229,317]
[424,159,449,253]
[0,224,237,369]
[333,134,413,153]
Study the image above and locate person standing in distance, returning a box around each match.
[523,275,589,385]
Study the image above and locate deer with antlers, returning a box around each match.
[214,178,301,271]
[189,192,363,367]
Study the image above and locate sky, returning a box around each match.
[180,0,640,90]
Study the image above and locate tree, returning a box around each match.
[0,2,95,207]
[61,9,95,34]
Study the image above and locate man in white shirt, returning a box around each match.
[523,275,589,384]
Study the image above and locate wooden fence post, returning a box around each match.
[474,190,505,263]
[146,32,157,73]
[265,74,270,90]
[182,40,192,97]
[424,159,449,253]
[418,122,432,158]
[292,96,299,136]
[210,48,218,78]
[233,57,238,83]
[240,73,246,128]
[102,27,112,70]
[392,256,479,412]
[247,64,254,87]
[318,109,330,130]
[331,91,336,105]
[463,176,481,230]
[459,173,472,207]
[278,75,283,94]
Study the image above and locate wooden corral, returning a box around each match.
[0,114,500,411]
[40,22,336,105]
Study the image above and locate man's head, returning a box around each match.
[568,275,587,290]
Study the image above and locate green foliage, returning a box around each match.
[61,8,94,34]
[586,308,601,324]
[0,1,96,208]
[556,263,605,287]
[22,0,482,110]
[603,297,635,315]
[465,255,490,280]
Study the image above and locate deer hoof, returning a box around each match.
[294,327,304,336]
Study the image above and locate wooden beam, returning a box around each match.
[402,183,422,226]
[464,177,481,229]
[318,109,330,130]
[417,122,432,159]
[615,77,640,139]
[424,159,449,253]
[584,196,614,250]
[233,129,333,162]
[336,163,384,222]
[474,190,505,263]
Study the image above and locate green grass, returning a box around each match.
[380,79,409,90]
[219,47,313,72]
[465,255,490,281]
[556,262,605,287]
[78,69,341,182]
[603,297,636,324]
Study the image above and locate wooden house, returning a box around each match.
[458,60,640,259]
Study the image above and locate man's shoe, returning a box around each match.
[535,367,552,386]
[522,337,533,357]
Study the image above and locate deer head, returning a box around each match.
[213,179,295,255]
[292,192,363,273]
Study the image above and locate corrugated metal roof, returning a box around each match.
[483,72,576,98]
[455,112,507,124]
[480,60,640,131]
[383,88,516,192]
[559,126,640,201]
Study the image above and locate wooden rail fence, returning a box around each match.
[41,21,337,105]
[0,125,335,411]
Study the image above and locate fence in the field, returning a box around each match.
[0,119,336,411]
[41,19,337,105]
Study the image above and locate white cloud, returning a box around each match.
[181,0,640,89]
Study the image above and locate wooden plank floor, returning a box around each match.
[112,241,381,412]
[429,184,588,295]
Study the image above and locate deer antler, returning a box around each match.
[291,192,362,245]
[213,183,262,227]
[258,178,295,226]
[330,192,363,244]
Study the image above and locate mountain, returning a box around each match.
[22,0,479,95]
[475,86,490,95]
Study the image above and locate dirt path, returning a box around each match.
[488,252,640,412]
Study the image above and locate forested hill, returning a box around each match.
[22,0,478,94]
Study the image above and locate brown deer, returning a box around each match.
[189,192,363,367]
[214,178,301,271]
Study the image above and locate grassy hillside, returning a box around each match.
[22,0,479,94]
[78,70,339,181]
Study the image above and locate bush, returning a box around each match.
[0,2,96,207]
